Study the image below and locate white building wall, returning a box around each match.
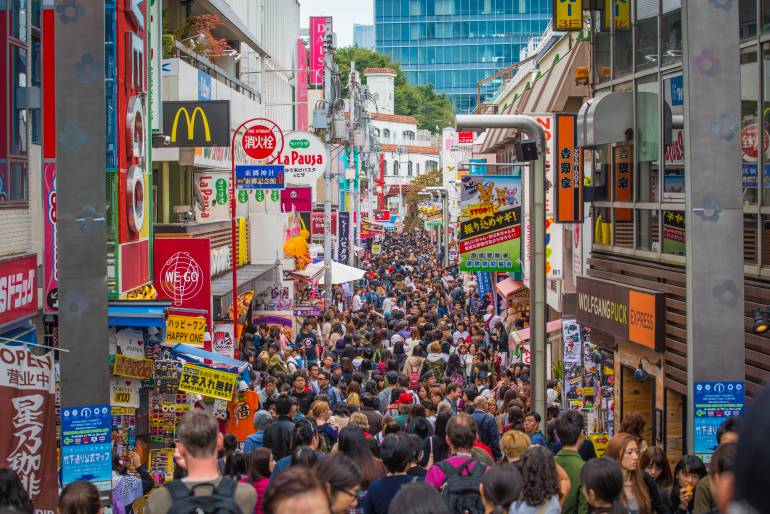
[0,209,32,258]
[366,73,396,115]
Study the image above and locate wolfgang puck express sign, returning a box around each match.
[576,276,664,352]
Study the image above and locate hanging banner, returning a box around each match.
[43,163,58,313]
[458,175,522,272]
[178,363,238,401]
[554,114,583,223]
[113,355,154,379]
[476,272,494,299]
[110,378,142,409]
[338,211,350,263]
[0,345,58,511]
[614,145,632,221]
[279,131,329,185]
[310,17,332,86]
[154,238,212,328]
[165,315,206,345]
[212,324,236,360]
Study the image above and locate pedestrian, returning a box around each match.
[241,448,274,514]
[579,457,628,514]
[338,424,387,493]
[641,448,673,494]
[60,481,102,514]
[479,463,523,514]
[604,432,668,514]
[387,481,450,514]
[0,469,33,514]
[470,396,502,461]
[669,456,706,514]
[262,396,296,461]
[510,446,561,514]
[365,433,423,514]
[314,453,364,514]
[705,443,736,514]
[244,410,273,453]
[111,451,154,514]
[272,419,321,475]
[145,409,256,514]
[262,466,330,514]
[523,411,547,447]
[619,414,649,454]
[501,430,531,463]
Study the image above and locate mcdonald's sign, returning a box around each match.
[162,100,230,147]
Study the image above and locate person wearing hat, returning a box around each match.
[420,371,437,388]
[378,371,400,411]
[395,392,413,429]
[330,362,344,387]
[244,410,273,452]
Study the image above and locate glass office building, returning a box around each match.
[374,0,551,113]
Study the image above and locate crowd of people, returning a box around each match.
[1,231,769,514]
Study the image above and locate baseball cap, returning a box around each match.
[253,410,272,430]
[420,371,435,382]
[398,392,413,405]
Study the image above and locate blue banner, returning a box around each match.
[669,75,683,106]
[61,405,112,491]
[694,381,744,462]
[476,272,493,299]
[235,165,285,190]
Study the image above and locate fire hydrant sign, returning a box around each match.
[178,363,237,400]
[165,315,206,345]
[241,120,284,162]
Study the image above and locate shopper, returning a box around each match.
[365,433,423,514]
[0,469,33,514]
[314,453,364,514]
[554,410,590,514]
[479,463,522,514]
[60,481,103,514]
[579,457,628,514]
[604,432,668,514]
[387,482,450,514]
[510,446,561,514]
[669,456,706,514]
[262,466,331,514]
[241,448,274,514]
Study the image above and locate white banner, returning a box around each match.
[212,324,235,360]
[110,378,141,408]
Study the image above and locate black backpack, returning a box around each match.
[437,459,486,514]
[165,478,243,514]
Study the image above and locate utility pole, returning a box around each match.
[348,62,361,266]
[322,22,334,301]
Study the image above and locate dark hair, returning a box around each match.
[524,411,541,424]
[407,416,433,441]
[446,412,477,450]
[555,410,584,446]
[290,446,320,468]
[481,464,522,514]
[432,411,452,462]
[735,386,770,514]
[640,446,673,489]
[0,469,33,514]
[338,425,384,487]
[670,455,707,510]
[275,395,294,416]
[246,448,272,482]
[177,409,219,458]
[709,442,737,477]
[59,480,100,514]
[223,450,247,478]
[263,466,329,514]
[516,446,560,507]
[717,416,741,444]
[380,433,417,473]
[619,413,646,440]
[580,457,626,514]
[292,419,317,449]
[314,452,363,496]
[387,481,450,514]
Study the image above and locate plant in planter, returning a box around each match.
[173,14,231,58]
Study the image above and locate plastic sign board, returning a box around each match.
[604,0,631,30]
[614,145,632,221]
[310,17,332,86]
[113,354,154,379]
[154,238,212,328]
[235,165,285,190]
[553,0,583,31]
[61,405,112,491]
[241,119,284,162]
[178,363,237,400]
[694,382,744,463]
[278,131,329,185]
[554,114,584,223]
[162,101,230,147]
[165,314,206,345]
[0,254,37,326]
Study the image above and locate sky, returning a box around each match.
[299,0,374,47]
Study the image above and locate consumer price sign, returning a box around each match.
[235,165,285,190]
[694,381,744,462]
[178,363,237,400]
[241,120,284,163]
[277,131,328,185]
[61,405,112,491]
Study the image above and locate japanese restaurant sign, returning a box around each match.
[178,363,237,401]
[614,145,632,221]
[554,114,583,223]
[576,276,665,352]
[0,345,58,511]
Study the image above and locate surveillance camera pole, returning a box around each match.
[455,114,547,430]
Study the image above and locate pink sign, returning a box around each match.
[297,40,309,131]
[281,187,312,213]
[310,17,331,86]
[43,163,58,313]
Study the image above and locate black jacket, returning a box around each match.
[263,415,295,461]
[643,472,672,514]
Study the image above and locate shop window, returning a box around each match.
[635,0,658,71]
[407,161,413,177]
[661,1,682,66]
[636,209,660,252]
[613,208,634,248]
[593,206,612,246]
[403,130,415,141]
[613,15,633,77]
[662,209,686,256]
[663,75,685,204]
[592,15,611,84]
[741,49,759,205]
[383,128,391,138]
[11,46,28,156]
[0,161,29,202]
[745,213,759,265]
[741,0,758,39]
[588,145,610,202]
[393,160,399,176]
[762,43,770,205]
[764,0,770,31]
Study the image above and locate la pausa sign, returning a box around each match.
[240,121,327,186]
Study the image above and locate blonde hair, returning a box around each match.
[349,411,370,432]
[501,430,531,462]
[310,400,330,420]
[347,392,361,407]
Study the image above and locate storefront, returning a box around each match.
[0,254,40,347]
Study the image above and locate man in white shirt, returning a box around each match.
[351,289,363,312]
[483,305,503,331]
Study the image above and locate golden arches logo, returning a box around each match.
[170,106,211,143]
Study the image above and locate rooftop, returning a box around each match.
[371,112,418,124]
[364,67,397,76]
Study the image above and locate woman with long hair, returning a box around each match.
[241,448,274,514]
[314,453,363,514]
[641,447,674,495]
[337,425,387,511]
[605,433,667,514]
[580,457,629,514]
[480,463,523,514]
[510,446,561,514]
[420,411,451,468]
[669,455,706,514]
[0,469,33,514]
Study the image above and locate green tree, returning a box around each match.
[334,47,454,132]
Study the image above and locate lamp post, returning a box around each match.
[426,186,449,268]
[455,114,547,429]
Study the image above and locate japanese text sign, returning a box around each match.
[178,363,237,400]
[235,165,285,190]
[278,131,328,185]
[614,145,632,221]
[694,382,744,463]
[112,354,154,379]
[0,345,57,511]
[338,211,350,263]
[61,405,112,491]
[554,114,584,223]
[553,0,583,31]
[165,315,206,346]
[0,254,38,328]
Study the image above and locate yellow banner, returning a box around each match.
[589,433,610,457]
[178,363,238,400]
[165,315,206,345]
[111,406,136,415]
[113,354,154,379]
[604,0,630,30]
[554,0,583,31]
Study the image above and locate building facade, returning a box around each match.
[353,23,376,49]
[374,0,551,113]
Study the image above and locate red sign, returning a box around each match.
[43,164,57,313]
[296,40,309,131]
[281,187,312,213]
[374,210,391,222]
[310,17,332,86]
[311,210,337,238]
[242,124,282,161]
[154,238,212,328]
[554,114,583,223]
[458,131,474,144]
[0,255,38,328]
[0,346,58,513]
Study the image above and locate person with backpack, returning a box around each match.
[422,342,447,380]
[145,409,256,514]
[403,346,426,391]
[509,446,562,514]
[425,413,487,514]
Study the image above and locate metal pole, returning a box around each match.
[455,114,547,428]
[323,23,334,302]
[442,191,449,267]
[348,178,355,266]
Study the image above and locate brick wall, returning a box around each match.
[0,208,32,258]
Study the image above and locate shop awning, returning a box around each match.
[211,264,278,321]
[165,343,248,372]
[495,278,526,298]
[0,321,37,346]
[295,261,367,285]
[510,319,564,343]
[380,222,397,230]
[108,301,171,327]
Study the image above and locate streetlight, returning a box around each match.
[425,186,449,268]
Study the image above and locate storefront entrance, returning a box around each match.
[620,365,655,445]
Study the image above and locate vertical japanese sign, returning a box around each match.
[297,39,309,130]
[154,238,212,328]
[310,17,331,86]
[553,0,583,31]
[614,145,632,221]
[61,405,112,491]
[694,382,744,463]
[554,114,583,223]
[0,345,58,511]
[338,211,350,263]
